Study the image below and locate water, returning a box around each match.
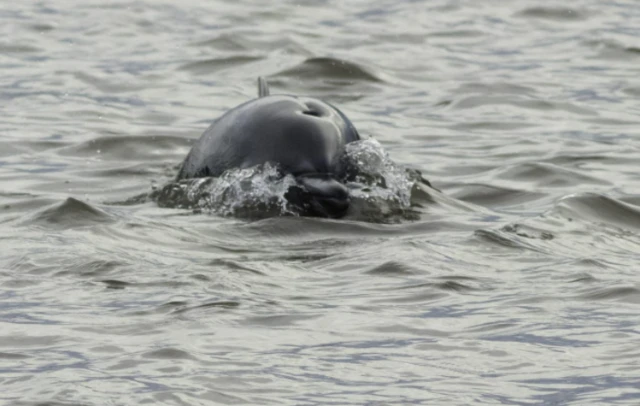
[2,0,640,404]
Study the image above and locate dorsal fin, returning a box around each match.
[258,76,270,97]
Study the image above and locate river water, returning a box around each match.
[2,1,640,405]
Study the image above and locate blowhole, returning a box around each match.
[302,109,321,117]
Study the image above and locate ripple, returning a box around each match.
[1,196,58,222]
[72,71,153,93]
[172,301,241,315]
[101,279,130,289]
[26,23,56,32]
[29,197,114,229]
[0,351,29,359]
[515,7,589,21]
[427,29,485,40]
[584,39,640,61]
[434,280,478,292]
[473,229,541,251]
[57,135,190,160]
[12,402,81,406]
[53,259,126,279]
[501,223,554,241]
[79,163,159,178]
[207,258,268,276]
[622,86,640,97]
[577,286,640,303]
[179,55,264,75]
[0,43,42,54]
[0,334,64,347]
[273,57,383,83]
[450,95,596,116]
[453,82,537,96]
[552,193,640,230]
[376,289,448,304]
[243,314,319,327]
[495,162,610,188]
[450,183,546,209]
[568,273,598,283]
[364,261,418,276]
[143,348,196,360]
[193,34,251,51]
[485,332,597,347]
[451,121,535,132]
[371,324,449,337]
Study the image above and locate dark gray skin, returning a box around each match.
[177,78,360,217]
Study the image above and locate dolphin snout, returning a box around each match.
[287,174,350,218]
[298,174,348,200]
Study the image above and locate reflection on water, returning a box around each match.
[2,0,640,404]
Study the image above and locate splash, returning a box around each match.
[344,138,416,206]
[154,163,297,218]
[154,139,428,221]
[344,138,424,221]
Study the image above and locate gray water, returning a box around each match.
[2,0,640,404]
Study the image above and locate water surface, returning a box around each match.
[2,0,640,404]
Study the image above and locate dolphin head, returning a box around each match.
[252,96,356,218]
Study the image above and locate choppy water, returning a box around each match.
[2,0,640,404]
